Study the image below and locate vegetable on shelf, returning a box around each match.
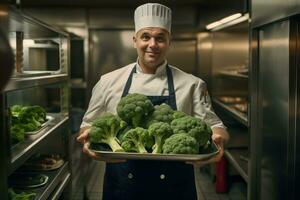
[10,105,47,145]
[8,188,36,200]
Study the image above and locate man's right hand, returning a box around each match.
[76,127,126,163]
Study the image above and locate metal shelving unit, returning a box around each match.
[9,114,69,174]
[208,14,250,191]
[0,6,71,200]
[212,98,248,126]
[27,162,70,200]
[217,70,249,79]
[4,74,68,92]
[225,148,248,182]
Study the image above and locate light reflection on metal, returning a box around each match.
[206,13,249,31]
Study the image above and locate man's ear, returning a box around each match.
[133,35,137,48]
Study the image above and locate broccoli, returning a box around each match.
[121,127,151,153]
[10,105,47,132]
[145,103,174,128]
[117,93,154,127]
[148,122,173,154]
[172,110,187,119]
[10,125,25,144]
[162,133,199,154]
[170,116,212,148]
[18,106,46,126]
[11,105,23,118]
[8,188,36,200]
[89,112,126,152]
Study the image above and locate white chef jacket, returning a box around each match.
[81,60,225,130]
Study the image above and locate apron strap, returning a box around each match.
[166,65,177,110]
[121,65,136,97]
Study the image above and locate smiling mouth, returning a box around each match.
[146,51,159,55]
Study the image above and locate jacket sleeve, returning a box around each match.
[192,80,226,129]
[80,78,106,128]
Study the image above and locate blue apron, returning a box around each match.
[102,65,197,200]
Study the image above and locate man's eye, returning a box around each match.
[141,35,150,40]
[156,37,165,42]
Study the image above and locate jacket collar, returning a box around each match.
[136,59,167,76]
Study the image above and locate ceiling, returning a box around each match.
[19,0,245,8]
[17,0,248,31]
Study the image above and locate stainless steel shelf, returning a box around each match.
[9,114,69,174]
[48,173,71,200]
[21,162,70,200]
[225,148,249,183]
[212,98,248,126]
[4,74,68,92]
[9,7,68,39]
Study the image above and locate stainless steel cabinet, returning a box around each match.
[250,17,300,200]
[0,6,71,200]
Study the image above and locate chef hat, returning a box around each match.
[134,3,172,33]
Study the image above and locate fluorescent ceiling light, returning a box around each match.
[220,13,242,24]
[206,13,245,30]
[206,21,223,30]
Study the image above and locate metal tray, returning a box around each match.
[21,158,64,171]
[25,115,54,139]
[90,142,219,162]
[9,173,49,189]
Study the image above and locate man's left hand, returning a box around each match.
[186,127,229,166]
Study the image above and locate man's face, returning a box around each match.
[133,27,171,71]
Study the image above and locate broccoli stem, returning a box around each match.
[106,137,124,152]
[137,143,148,153]
[152,137,162,154]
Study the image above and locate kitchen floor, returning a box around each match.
[72,162,247,200]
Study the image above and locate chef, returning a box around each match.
[77,3,229,200]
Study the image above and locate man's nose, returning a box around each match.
[149,37,158,47]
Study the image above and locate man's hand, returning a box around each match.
[76,127,126,163]
[186,127,229,166]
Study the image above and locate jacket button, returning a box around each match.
[160,174,165,180]
[128,173,134,179]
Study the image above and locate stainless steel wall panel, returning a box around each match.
[257,20,290,200]
[252,0,300,28]
[88,30,136,91]
[24,8,87,27]
[197,32,212,88]
[89,9,133,29]
[167,39,197,74]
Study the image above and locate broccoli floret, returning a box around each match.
[172,110,187,119]
[162,133,199,154]
[121,127,151,153]
[145,103,174,128]
[148,122,173,154]
[117,93,154,127]
[89,112,126,152]
[8,188,36,200]
[19,105,46,125]
[171,116,212,148]
[11,105,23,118]
[10,125,25,144]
